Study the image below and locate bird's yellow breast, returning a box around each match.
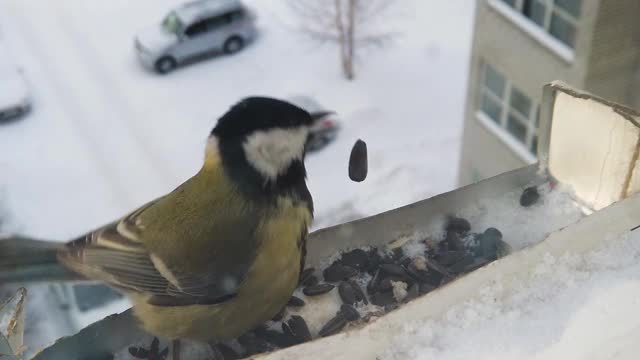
[131,197,311,341]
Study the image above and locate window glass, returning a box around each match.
[206,14,231,30]
[525,0,546,27]
[507,114,527,143]
[477,61,539,158]
[510,87,532,117]
[497,0,579,49]
[481,94,503,123]
[484,64,505,97]
[550,13,576,47]
[555,0,581,17]
[162,11,183,34]
[185,19,209,37]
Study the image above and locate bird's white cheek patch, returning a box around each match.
[243,127,308,180]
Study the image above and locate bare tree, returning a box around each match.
[288,0,399,80]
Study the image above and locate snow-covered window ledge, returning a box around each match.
[488,0,575,64]
[475,110,538,165]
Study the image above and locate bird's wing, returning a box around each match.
[58,199,252,306]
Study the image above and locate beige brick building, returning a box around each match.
[458,0,640,186]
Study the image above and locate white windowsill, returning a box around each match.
[475,111,538,165]
[488,0,575,64]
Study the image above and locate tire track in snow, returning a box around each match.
[1,2,132,209]
[7,2,173,208]
[52,4,180,188]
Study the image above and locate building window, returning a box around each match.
[499,0,581,47]
[478,62,539,156]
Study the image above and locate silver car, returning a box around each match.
[134,0,257,74]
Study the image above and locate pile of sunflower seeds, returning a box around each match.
[114,185,552,359]
[210,213,514,359]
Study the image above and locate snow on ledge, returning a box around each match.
[488,0,575,64]
[475,111,537,165]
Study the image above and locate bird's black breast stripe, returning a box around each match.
[298,228,308,281]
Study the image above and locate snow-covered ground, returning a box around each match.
[0,0,473,238]
[383,231,640,360]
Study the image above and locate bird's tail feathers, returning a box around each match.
[0,235,82,283]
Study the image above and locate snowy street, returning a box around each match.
[0,0,473,239]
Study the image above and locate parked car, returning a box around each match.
[0,57,31,123]
[287,95,341,152]
[134,0,258,74]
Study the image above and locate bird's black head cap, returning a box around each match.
[211,97,313,140]
[210,96,314,213]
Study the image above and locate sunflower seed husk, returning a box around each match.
[340,248,369,270]
[520,186,540,207]
[323,263,358,282]
[445,216,471,234]
[285,315,312,343]
[338,281,357,305]
[238,332,272,356]
[449,255,475,274]
[370,291,396,307]
[347,279,368,304]
[405,283,420,301]
[419,283,436,295]
[303,283,335,296]
[302,274,319,287]
[254,326,296,348]
[367,269,382,294]
[319,314,348,337]
[340,304,360,321]
[424,257,453,278]
[436,250,466,266]
[299,268,315,285]
[379,263,409,278]
[287,296,305,307]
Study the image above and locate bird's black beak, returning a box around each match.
[309,111,336,121]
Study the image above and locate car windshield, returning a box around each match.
[162,11,183,34]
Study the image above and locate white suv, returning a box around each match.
[134,0,258,74]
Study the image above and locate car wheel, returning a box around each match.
[154,56,177,74]
[223,36,244,55]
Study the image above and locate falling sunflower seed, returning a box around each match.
[348,139,368,182]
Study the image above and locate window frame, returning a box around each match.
[506,0,580,45]
[477,62,540,163]
[488,0,577,63]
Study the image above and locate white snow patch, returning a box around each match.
[391,281,408,302]
[288,287,342,337]
[381,232,640,360]
[457,183,585,251]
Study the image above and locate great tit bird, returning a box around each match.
[0,97,314,342]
